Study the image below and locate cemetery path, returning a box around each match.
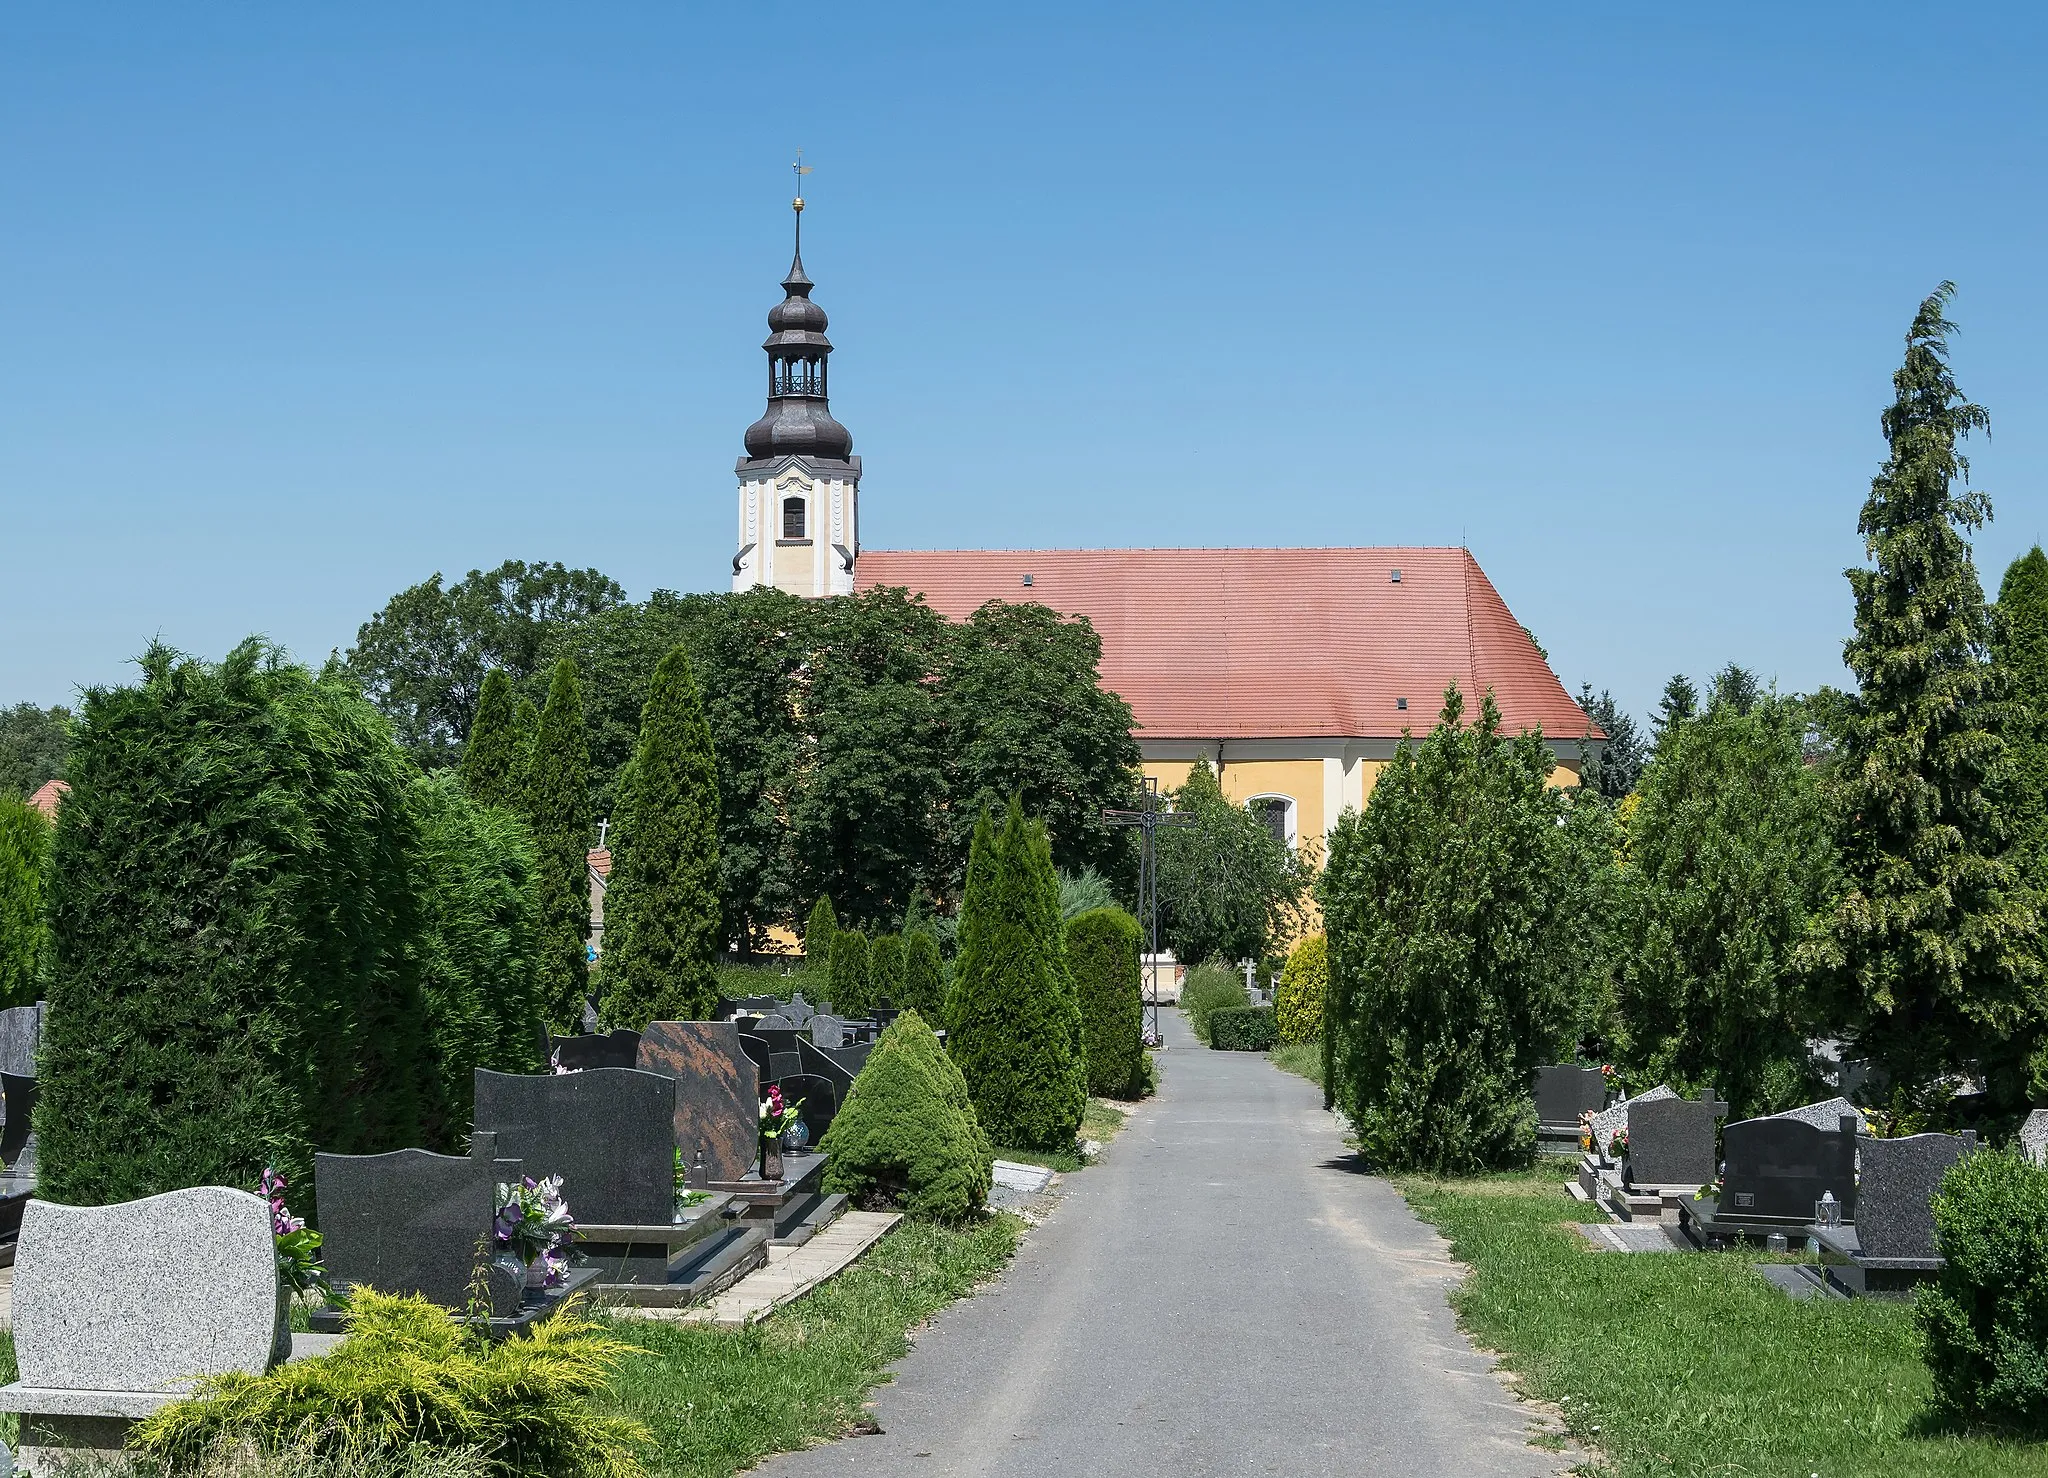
[759,1010,1570,1478]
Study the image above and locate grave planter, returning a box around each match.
[271,1278,293,1369]
[760,1137,784,1183]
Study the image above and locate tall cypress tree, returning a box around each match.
[1813,284,2044,1108]
[528,659,593,1032]
[510,697,540,810]
[459,669,522,811]
[0,795,50,1009]
[600,645,723,1030]
[945,809,996,1032]
[902,930,946,1023]
[830,929,873,1018]
[870,932,907,1007]
[1995,546,2048,879]
[804,895,838,970]
[947,797,1086,1151]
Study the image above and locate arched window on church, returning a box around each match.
[782,496,807,540]
[1251,795,1296,850]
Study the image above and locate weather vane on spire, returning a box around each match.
[790,150,813,257]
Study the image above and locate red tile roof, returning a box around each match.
[587,847,612,879]
[27,779,68,819]
[856,547,1598,743]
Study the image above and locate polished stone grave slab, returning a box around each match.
[1626,1089,1725,1189]
[313,1144,526,1325]
[1812,1130,1977,1298]
[638,1021,761,1183]
[475,1066,677,1226]
[1532,1065,1606,1134]
[1680,1112,1860,1247]
[549,1029,643,1071]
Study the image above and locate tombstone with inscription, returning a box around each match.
[810,1014,849,1049]
[1679,1112,1860,1247]
[1813,1131,1977,1297]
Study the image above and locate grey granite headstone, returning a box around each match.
[316,1147,524,1316]
[474,1066,678,1226]
[1627,1090,1726,1186]
[1720,1113,1860,1222]
[755,1014,795,1030]
[1771,1096,1871,1135]
[1533,1066,1607,1130]
[0,1003,42,1081]
[1590,1085,1674,1153]
[785,993,815,1026]
[1857,1131,1976,1261]
[809,1015,847,1049]
[637,1021,761,1182]
[12,1186,278,1393]
[2020,1109,2048,1168]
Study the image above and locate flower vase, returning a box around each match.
[524,1255,549,1290]
[271,1278,294,1369]
[760,1137,783,1183]
[489,1247,527,1314]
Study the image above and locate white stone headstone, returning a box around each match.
[12,1186,279,1394]
[2021,1109,2048,1168]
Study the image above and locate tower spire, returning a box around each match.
[790,151,812,275]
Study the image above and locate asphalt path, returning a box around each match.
[762,1009,1569,1478]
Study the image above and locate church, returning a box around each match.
[728,195,1598,841]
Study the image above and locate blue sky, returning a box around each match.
[5,4,2047,725]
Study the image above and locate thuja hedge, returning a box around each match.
[37,641,546,1211]
[1065,906,1144,1098]
[0,793,50,1008]
[1208,1006,1278,1052]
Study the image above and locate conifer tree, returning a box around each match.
[0,794,50,1009]
[947,798,1087,1150]
[870,932,907,1008]
[1811,285,2044,1107]
[459,669,522,811]
[528,659,593,1032]
[1653,675,1698,739]
[1995,546,2048,878]
[946,810,995,1032]
[830,929,873,1018]
[1066,906,1144,1098]
[510,698,539,811]
[804,895,838,971]
[599,645,723,1030]
[902,930,946,1023]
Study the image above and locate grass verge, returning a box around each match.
[605,1212,1020,1477]
[1269,1040,1322,1090]
[993,1097,1132,1173]
[1395,1167,2048,1478]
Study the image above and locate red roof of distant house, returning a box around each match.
[27,779,68,819]
[855,547,1598,743]
[587,847,612,879]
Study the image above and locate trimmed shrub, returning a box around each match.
[819,1010,992,1220]
[829,928,873,1018]
[1274,934,1327,1046]
[947,800,1085,1151]
[901,931,946,1022]
[871,931,906,1007]
[0,793,50,1008]
[406,773,547,1145]
[131,1288,649,1476]
[1179,962,1249,1044]
[1917,1148,2048,1431]
[1065,906,1143,1098]
[1208,1006,1278,1052]
[38,642,430,1209]
[601,645,723,1031]
[528,659,592,1032]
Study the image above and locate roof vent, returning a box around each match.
[1021,573,1034,587]
[1396,697,1408,711]
[1390,568,1402,583]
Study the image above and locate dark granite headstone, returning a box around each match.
[1,1073,36,1172]
[549,1030,642,1072]
[754,1027,803,1059]
[315,1146,524,1316]
[737,1034,772,1078]
[796,1038,858,1100]
[821,1041,873,1077]
[1720,1114,1860,1223]
[637,1021,761,1182]
[474,1067,677,1226]
[785,993,816,1025]
[1857,1131,1976,1261]
[768,1051,803,1083]
[810,1015,848,1049]
[1532,1066,1606,1130]
[1627,1090,1725,1187]
[775,1073,840,1141]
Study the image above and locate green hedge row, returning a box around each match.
[1065,906,1144,1098]
[1207,1006,1278,1052]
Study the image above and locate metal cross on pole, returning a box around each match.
[1103,775,1195,1046]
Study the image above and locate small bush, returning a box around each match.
[820,1010,992,1221]
[1273,934,1327,1046]
[1918,1148,2048,1431]
[130,1289,648,1477]
[1065,907,1144,1098]
[1179,961,1249,1044]
[1208,1006,1277,1052]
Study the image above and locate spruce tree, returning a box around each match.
[902,930,946,1023]
[459,669,522,811]
[948,798,1087,1150]
[830,929,873,1018]
[804,895,838,971]
[871,932,907,1008]
[1653,675,1698,739]
[599,645,723,1030]
[0,795,50,1009]
[1812,284,2044,1107]
[1995,546,2048,878]
[527,659,593,1032]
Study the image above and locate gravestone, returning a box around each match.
[736,1033,772,1079]
[0,1002,42,1081]
[474,1067,677,1226]
[11,1186,280,1395]
[774,1073,840,1143]
[315,1146,525,1318]
[1626,1090,1725,1187]
[2020,1109,2048,1168]
[2,1072,38,1172]
[753,1026,803,1060]
[549,1030,642,1072]
[1532,1066,1606,1130]
[638,1021,761,1182]
[1856,1131,1975,1262]
[756,1014,795,1030]
[1590,1085,1675,1157]
[785,993,816,1026]
[1771,1096,1871,1135]
[796,1038,860,1102]
[1719,1113,1860,1224]
[810,1014,848,1049]
[769,1051,803,1083]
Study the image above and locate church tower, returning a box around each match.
[731,183,859,597]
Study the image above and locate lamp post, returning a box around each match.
[1103,775,1195,1046]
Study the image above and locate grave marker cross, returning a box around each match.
[1103,775,1195,1045]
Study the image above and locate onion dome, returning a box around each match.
[743,197,853,462]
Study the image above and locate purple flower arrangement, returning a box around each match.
[261,1167,327,1295]
[493,1174,575,1287]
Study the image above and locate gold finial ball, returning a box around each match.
[792,196,805,212]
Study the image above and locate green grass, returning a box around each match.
[1394,1167,2048,1478]
[603,1213,1019,1477]
[992,1097,1131,1173]
[1269,1040,1323,1089]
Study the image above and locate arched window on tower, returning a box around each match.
[1250,795,1296,850]
[782,496,807,540]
